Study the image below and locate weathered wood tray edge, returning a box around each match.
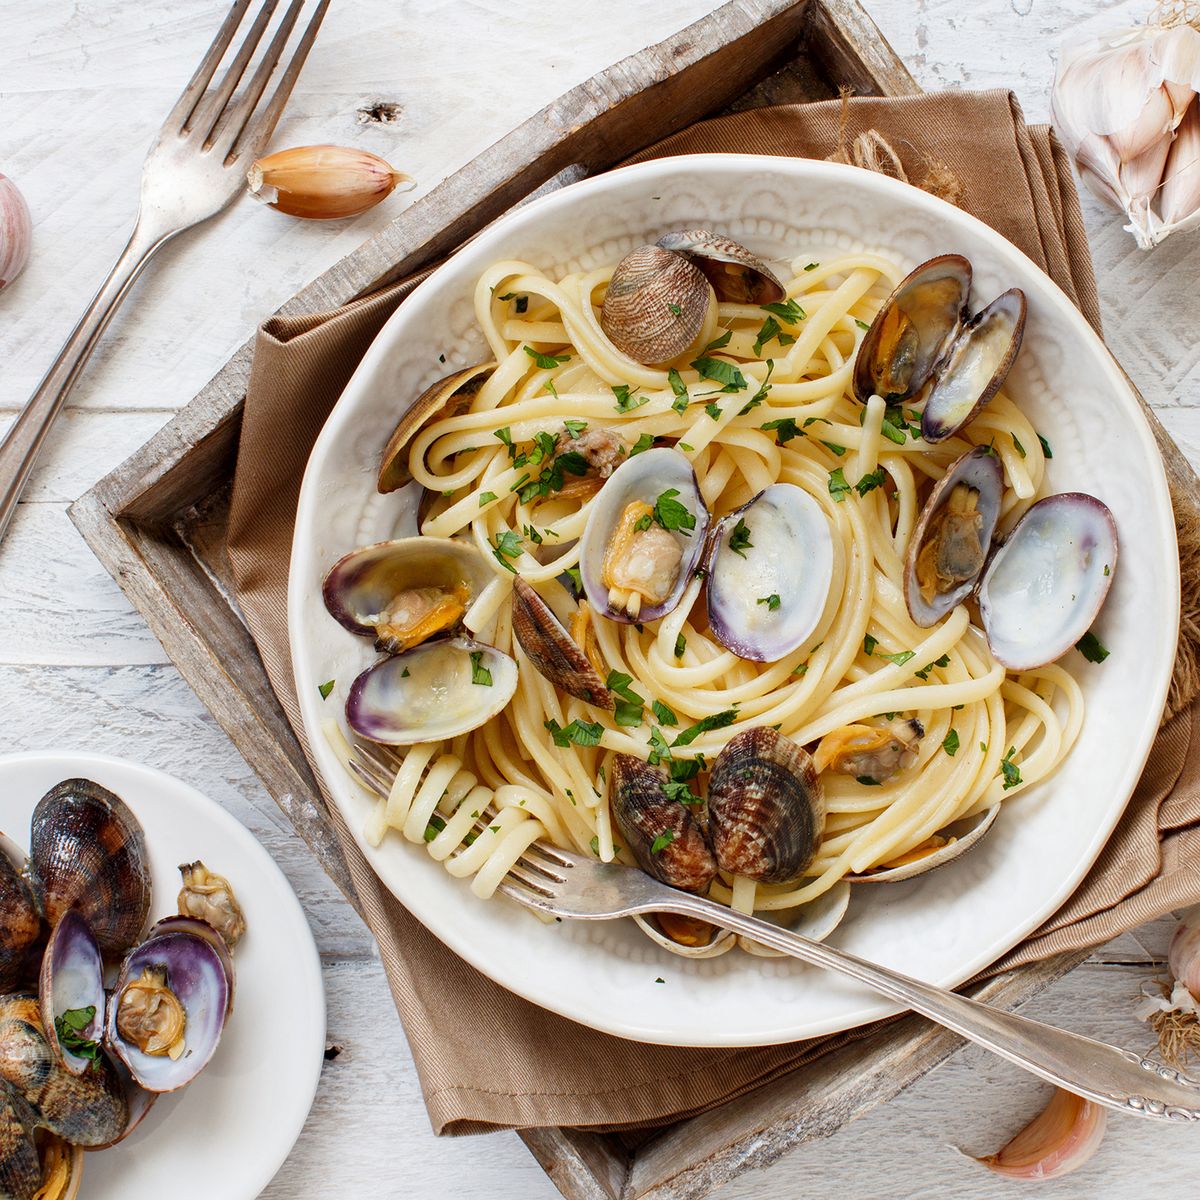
[69,2,1099,1198]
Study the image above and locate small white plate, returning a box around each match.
[0,751,325,1199]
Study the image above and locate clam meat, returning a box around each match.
[177,861,246,949]
[814,718,924,785]
[28,780,150,959]
[655,230,785,305]
[705,483,833,661]
[579,447,709,623]
[707,728,825,884]
[904,445,1003,627]
[978,492,1118,671]
[609,755,717,893]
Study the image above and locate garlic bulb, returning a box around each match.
[1136,904,1200,1063]
[1051,19,1200,248]
[0,173,31,292]
[975,1088,1107,1180]
[247,145,414,220]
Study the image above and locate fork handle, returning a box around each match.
[0,216,173,547]
[657,894,1200,1121]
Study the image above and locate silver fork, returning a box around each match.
[0,0,330,548]
[507,842,1200,1123]
[340,741,1200,1122]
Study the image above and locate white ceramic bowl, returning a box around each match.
[289,155,1178,1047]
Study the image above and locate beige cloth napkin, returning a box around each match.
[226,90,1200,1135]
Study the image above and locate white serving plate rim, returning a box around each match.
[288,154,1179,1047]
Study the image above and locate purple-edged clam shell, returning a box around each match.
[39,911,104,1076]
[106,931,229,1093]
[148,916,235,1016]
[322,536,492,640]
[978,492,1118,671]
[920,288,1026,443]
[345,636,518,745]
[904,446,1004,627]
[705,483,832,662]
[853,254,971,404]
[579,447,710,624]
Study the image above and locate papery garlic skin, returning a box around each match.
[1169,903,1200,1002]
[1052,22,1200,249]
[247,144,414,220]
[976,1088,1107,1180]
[0,173,32,292]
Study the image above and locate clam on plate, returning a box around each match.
[0,752,324,1198]
[289,155,1178,1048]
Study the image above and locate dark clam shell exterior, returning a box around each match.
[853,254,971,404]
[609,755,717,893]
[707,728,825,884]
[0,994,127,1147]
[0,1080,40,1200]
[656,230,786,304]
[511,577,613,709]
[0,851,40,994]
[28,780,151,958]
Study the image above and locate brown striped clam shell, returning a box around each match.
[0,847,40,994]
[600,245,710,365]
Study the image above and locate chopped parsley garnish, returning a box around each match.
[877,650,915,667]
[668,302,682,316]
[1037,432,1053,459]
[545,718,604,748]
[525,346,570,369]
[758,594,781,611]
[679,442,694,452]
[563,565,583,593]
[523,524,543,545]
[815,439,844,458]
[497,292,516,301]
[479,491,498,506]
[515,295,528,313]
[828,467,852,502]
[1076,631,1110,663]
[1012,434,1026,458]
[629,433,654,456]
[914,653,951,680]
[673,708,738,747]
[792,662,808,677]
[589,835,601,856]
[762,298,806,323]
[494,426,514,454]
[673,633,686,659]
[650,831,676,855]
[705,402,723,421]
[1001,746,1022,790]
[761,416,800,445]
[54,1007,100,1065]
[727,518,753,558]
[662,780,701,805]
[469,651,492,686]
[491,530,523,572]
[612,384,649,413]
[653,488,696,535]
[704,330,732,352]
[854,318,871,331]
[544,379,558,399]
[655,977,665,983]
[634,512,653,533]
[317,679,335,701]
[652,699,678,727]
[740,359,775,415]
[647,726,672,766]
[942,729,960,757]
[856,776,882,786]
[424,814,447,842]
[402,668,410,678]
[563,419,587,438]
[668,368,689,413]
[753,315,782,357]
[855,467,887,497]
[607,670,646,727]
[690,356,747,393]
[863,634,878,657]
[804,262,819,271]
[880,413,907,445]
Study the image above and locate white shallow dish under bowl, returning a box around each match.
[289,154,1179,1047]
[0,751,325,1198]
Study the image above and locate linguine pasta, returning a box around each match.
[324,246,1084,936]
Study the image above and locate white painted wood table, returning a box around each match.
[3,1,1199,1195]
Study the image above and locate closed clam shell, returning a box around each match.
[600,245,710,365]
[707,728,825,885]
[904,446,1004,627]
[609,754,717,893]
[853,254,971,403]
[0,845,40,994]
[655,230,785,304]
[920,288,1026,443]
[38,912,104,1076]
[978,492,1117,671]
[28,780,150,959]
[511,577,613,709]
[0,995,126,1147]
[0,1079,41,1200]
[378,362,495,492]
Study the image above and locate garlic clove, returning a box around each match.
[1168,903,1200,1002]
[1155,25,1200,100]
[975,1088,1107,1181]
[0,173,32,292]
[246,144,414,221]
[1160,100,1200,233]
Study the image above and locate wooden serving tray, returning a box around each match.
[71,2,1098,1197]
